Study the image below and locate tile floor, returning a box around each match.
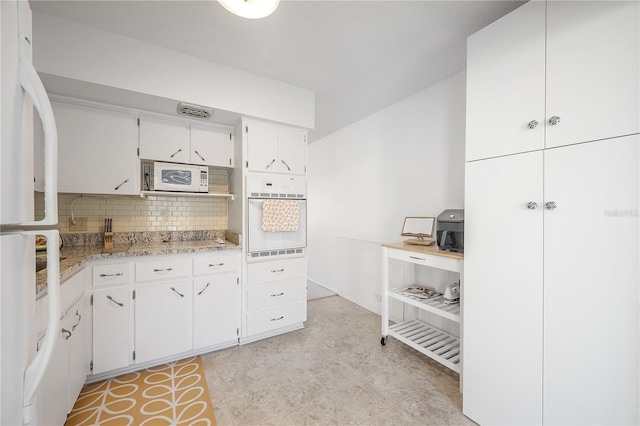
[201,296,475,425]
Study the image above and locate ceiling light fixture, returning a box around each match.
[217,0,279,19]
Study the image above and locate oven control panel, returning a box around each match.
[247,174,306,198]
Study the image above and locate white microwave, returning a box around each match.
[153,162,209,193]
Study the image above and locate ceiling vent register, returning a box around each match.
[177,102,214,120]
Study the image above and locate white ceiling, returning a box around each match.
[30,0,524,142]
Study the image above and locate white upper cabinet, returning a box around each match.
[139,116,234,167]
[138,116,190,163]
[545,1,639,149]
[245,119,307,174]
[466,0,640,161]
[466,1,546,161]
[190,124,234,168]
[51,101,140,195]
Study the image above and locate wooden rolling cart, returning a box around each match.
[381,243,464,374]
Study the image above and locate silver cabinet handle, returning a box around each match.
[271,269,285,273]
[545,201,558,211]
[153,267,174,272]
[170,287,185,298]
[194,150,206,162]
[61,328,72,341]
[270,292,284,297]
[99,272,123,278]
[107,295,124,307]
[527,120,539,129]
[209,263,224,268]
[265,159,276,169]
[169,148,182,159]
[114,179,129,191]
[197,282,211,296]
[270,316,284,322]
[548,116,561,125]
[71,309,81,331]
[280,160,291,171]
[409,256,426,261]
[527,201,538,210]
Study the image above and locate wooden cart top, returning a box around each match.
[381,242,464,261]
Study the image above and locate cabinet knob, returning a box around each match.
[545,201,558,211]
[548,116,561,125]
[527,120,539,129]
[527,201,538,210]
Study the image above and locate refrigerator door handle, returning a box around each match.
[22,230,60,422]
[18,47,58,227]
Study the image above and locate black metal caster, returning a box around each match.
[381,336,387,345]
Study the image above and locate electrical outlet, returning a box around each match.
[69,217,88,231]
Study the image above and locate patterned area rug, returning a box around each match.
[65,356,216,425]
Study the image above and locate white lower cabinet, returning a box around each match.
[92,286,132,375]
[463,135,639,425]
[39,270,89,425]
[89,251,241,378]
[193,276,238,349]
[134,280,193,364]
[243,258,307,341]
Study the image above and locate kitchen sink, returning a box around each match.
[36,257,66,272]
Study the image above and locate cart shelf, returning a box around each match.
[388,320,461,373]
[388,287,460,323]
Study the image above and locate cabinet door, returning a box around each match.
[54,101,139,195]
[190,125,233,168]
[465,1,545,161]
[545,1,640,149]
[39,313,71,425]
[92,287,131,375]
[246,120,279,172]
[463,152,544,425]
[139,116,190,164]
[193,276,239,349]
[135,281,193,364]
[543,136,639,425]
[277,126,306,174]
[67,297,89,413]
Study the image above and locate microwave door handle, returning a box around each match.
[23,230,60,421]
[18,43,58,227]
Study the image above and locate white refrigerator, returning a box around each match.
[1,0,61,424]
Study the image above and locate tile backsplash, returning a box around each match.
[35,169,229,233]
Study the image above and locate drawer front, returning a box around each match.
[92,263,129,287]
[193,253,238,276]
[247,278,306,311]
[135,258,192,282]
[386,248,463,273]
[246,301,306,336]
[247,257,306,287]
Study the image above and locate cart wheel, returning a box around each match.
[381,337,387,346]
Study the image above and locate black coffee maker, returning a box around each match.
[436,209,464,253]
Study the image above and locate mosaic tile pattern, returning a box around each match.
[34,169,230,233]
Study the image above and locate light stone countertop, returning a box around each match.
[36,239,240,296]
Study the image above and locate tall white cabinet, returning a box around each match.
[463,1,639,425]
[229,118,309,344]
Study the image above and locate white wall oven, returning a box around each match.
[246,175,306,262]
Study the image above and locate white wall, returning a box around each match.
[307,71,466,313]
[32,12,314,130]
